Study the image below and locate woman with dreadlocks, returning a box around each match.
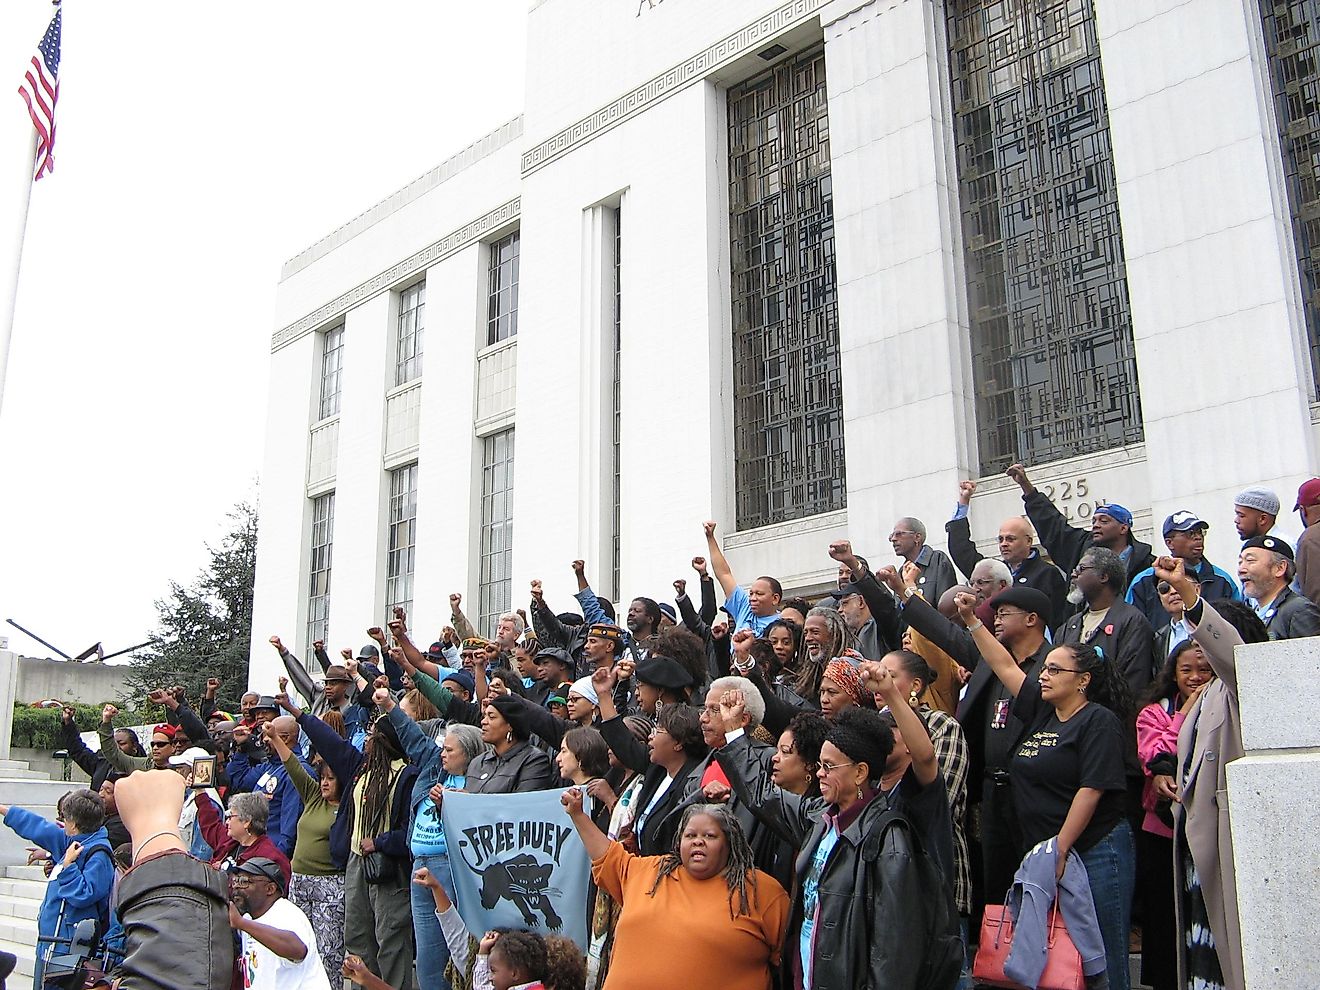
[298,683,420,990]
[561,790,788,990]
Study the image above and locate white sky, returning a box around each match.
[0,2,527,661]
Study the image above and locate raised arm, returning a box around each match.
[953,592,1026,697]
[98,705,149,773]
[831,541,902,653]
[703,521,737,597]
[449,594,477,642]
[692,557,718,624]
[945,481,985,581]
[1161,557,1242,694]
[270,635,316,709]
[862,663,938,786]
[390,614,441,680]
[561,787,611,862]
[59,708,102,779]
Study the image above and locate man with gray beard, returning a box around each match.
[1056,546,1155,695]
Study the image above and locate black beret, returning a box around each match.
[634,656,694,692]
[988,586,1053,619]
[1242,535,1294,561]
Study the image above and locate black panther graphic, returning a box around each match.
[471,852,564,930]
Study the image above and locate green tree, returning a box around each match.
[123,500,257,714]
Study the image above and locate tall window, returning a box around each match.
[396,282,425,385]
[307,493,334,647]
[479,430,515,636]
[1261,2,1320,385]
[610,209,622,600]
[949,0,1143,474]
[486,232,520,345]
[386,464,418,617]
[319,326,344,420]
[728,47,846,530]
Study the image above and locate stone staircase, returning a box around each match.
[0,758,85,981]
[0,864,47,981]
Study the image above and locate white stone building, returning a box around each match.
[251,0,1320,674]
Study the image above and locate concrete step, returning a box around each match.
[0,891,42,922]
[1,865,52,882]
[0,939,35,979]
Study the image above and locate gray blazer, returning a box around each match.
[1174,602,1245,990]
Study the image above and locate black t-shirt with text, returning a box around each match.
[1009,680,1126,852]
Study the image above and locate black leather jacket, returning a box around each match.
[465,740,556,794]
[112,851,233,990]
[741,781,946,990]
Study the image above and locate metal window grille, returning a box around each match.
[1260,0,1320,388]
[948,0,1143,474]
[728,46,846,530]
[319,326,344,420]
[395,282,426,385]
[486,232,520,346]
[479,430,515,637]
[611,209,622,600]
[386,464,418,618]
[306,492,334,648]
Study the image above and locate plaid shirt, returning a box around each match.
[924,706,972,914]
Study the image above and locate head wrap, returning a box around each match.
[569,676,600,706]
[822,659,865,706]
[586,623,625,646]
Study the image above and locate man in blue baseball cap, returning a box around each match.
[1005,462,1155,598]
[1124,510,1242,627]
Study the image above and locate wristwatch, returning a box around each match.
[903,586,919,600]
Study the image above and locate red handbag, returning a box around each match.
[971,900,1085,990]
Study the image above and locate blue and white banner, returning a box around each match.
[441,787,591,949]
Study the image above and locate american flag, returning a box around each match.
[17,8,62,182]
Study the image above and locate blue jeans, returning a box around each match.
[1079,818,1136,990]
[412,852,457,990]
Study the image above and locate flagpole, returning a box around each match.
[0,128,36,422]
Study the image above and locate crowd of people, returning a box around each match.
[5,464,1316,990]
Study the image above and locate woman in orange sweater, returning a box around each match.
[561,788,788,990]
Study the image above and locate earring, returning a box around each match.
[856,786,863,801]
[908,687,920,707]
[506,730,513,743]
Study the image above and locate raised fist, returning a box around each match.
[828,540,853,562]
[1005,464,1032,491]
[530,579,543,601]
[268,635,283,651]
[673,578,687,597]
[958,480,977,504]
[702,521,717,538]
[691,556,708,576]
[449,593,462,609]
[102,704,118,723]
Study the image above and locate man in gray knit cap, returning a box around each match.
[1234,486,1282,541]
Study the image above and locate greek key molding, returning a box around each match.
[520,0,829,176]
[271,197,522,352]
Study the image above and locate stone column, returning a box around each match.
[822,0,977,558]
[1094,0,1318,570]
[0,650,16,762]
[1226,635,1320,986]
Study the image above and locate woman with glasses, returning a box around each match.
[195,790,292,886]
[953,591,1135,990]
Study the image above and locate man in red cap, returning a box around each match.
[1293,479,1320,604]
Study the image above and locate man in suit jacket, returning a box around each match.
[1056,546,1155,695]
[1156,557,1262,990]
[946,479,1070,627]
[891,515,959,608]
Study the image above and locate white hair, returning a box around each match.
[973,558,1012,587]
[708,675,766,729]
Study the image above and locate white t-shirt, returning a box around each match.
[238,898,331,990]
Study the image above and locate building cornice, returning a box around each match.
[271,197,521,352]
[281,117,524,281]
[520,0,829,176]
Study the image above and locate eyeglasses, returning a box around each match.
[1157,581,1173,595]
[1073,564,1096,574]
[701,705,722,717]
[1042,664,1082,676]
[229,876,254,887]
[888,531,915,540]
[818,760,856,774]
[994,608,1027,620]
[150,740,173,748]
